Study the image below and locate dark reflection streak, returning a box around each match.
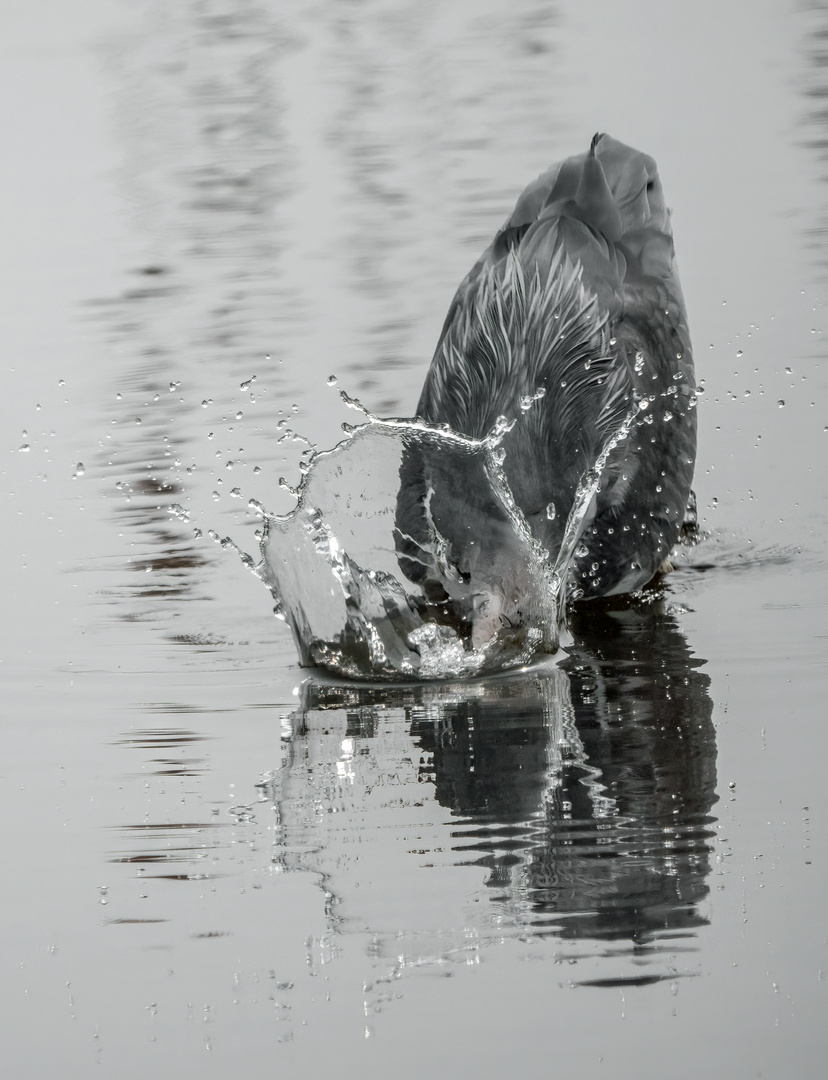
[106,919,168,924]
[408,605,716,946]
[800,4,828,270]
[115,822,227,831]
[578,974,691,989]
[113,729,209,746]
[262,603,717,983]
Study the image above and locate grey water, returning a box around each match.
[2,0,827,1077]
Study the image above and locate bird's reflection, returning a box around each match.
[260,601,716,979]
[410,602,716,944]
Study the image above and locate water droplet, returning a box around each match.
[235,411,243,420]
[736,349,743,357]
[240,376,256,390]
[212,491,221,501]
[546,502,556,521]
[490,414,510,438]
[291,404,299,414]
[663,412,673,422]
[230,487,242,498]
[73,462,85,478]
[575,544,588,558]
[777,400,785,408]
[327,375,338,386]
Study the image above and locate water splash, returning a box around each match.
[254,400,639,682]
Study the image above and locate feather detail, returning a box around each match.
[398,134,696,603]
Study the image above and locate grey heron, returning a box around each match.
[395,134,697,647]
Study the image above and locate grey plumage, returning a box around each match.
[396,134,697,639]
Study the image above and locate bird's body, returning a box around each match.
[396,134,696,645]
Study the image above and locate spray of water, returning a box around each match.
[250,391,640,681]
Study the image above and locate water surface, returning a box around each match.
[2,1,827,1077]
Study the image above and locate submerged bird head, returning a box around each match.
[395,432,557,652]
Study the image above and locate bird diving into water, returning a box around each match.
[395,133,697,647]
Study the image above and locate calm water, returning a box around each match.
[2,1,827,1076]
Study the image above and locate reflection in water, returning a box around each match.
[93,1,299,627]
[113,727,209,776]
[259,602,716,985]
[802,4,828,272]
[108,820,229,881]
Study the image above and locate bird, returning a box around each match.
[394,133,697,648]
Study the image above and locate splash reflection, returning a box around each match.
[259,602,716,986]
